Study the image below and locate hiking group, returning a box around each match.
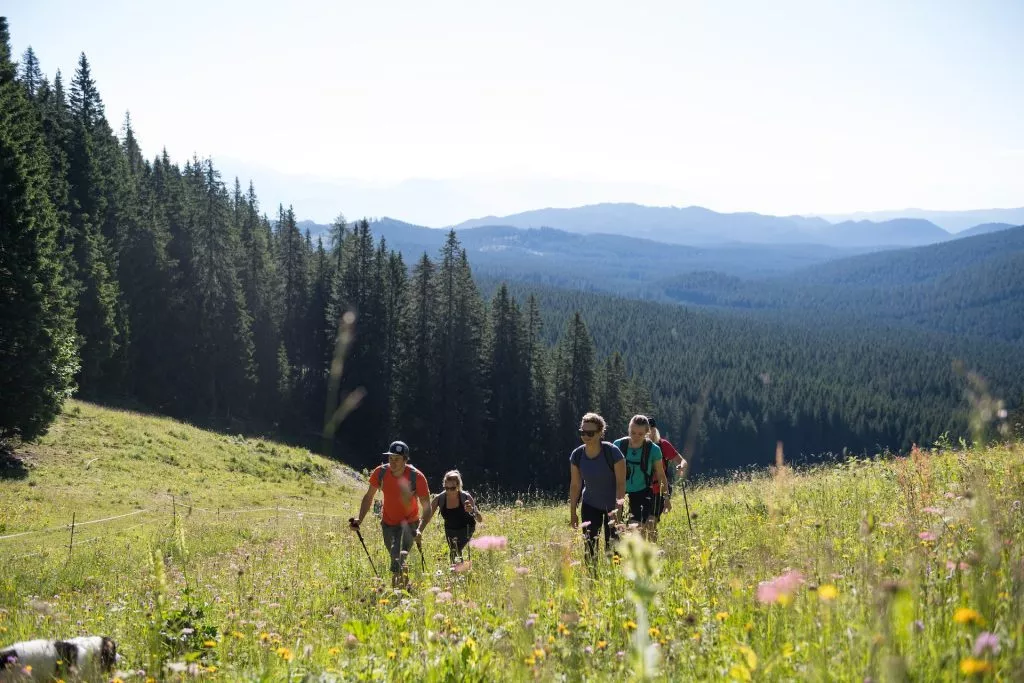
[349,412,687,586]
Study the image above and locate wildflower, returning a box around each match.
[524,617,535,629]
[744,621,754,632]
[387,650,396,660]
[584,646,593,655]
[111,678,122,683]
[960,658,992,676]
[648,626,661,638]
[275,647,294,662]
[715,611,729,621]
[919,531,937,542]
[427,586,441,594]
[468,535,508,551]
[328,647,341,655]
[557,622,571,636]
[230,631,245,639]
[203,640,217,648]
[465,636,476,651]
[973,632,1000,656]
[205,666,218,673]
[523,655,536,666]
[922,506,943,515]
[515,499,524,507]
[533,647,546,659]
[946,560,969,571]
[596,639,608,650]
[453,561,472,573]
[378,598,390,605]
[580,521,592,528]
[622,619,637,631]
[345,634,358,648]
[756,570,804,605]
[437,591,453,603]
[675,608,685,616]
[818,585,839,602]
[259,632,270,642]
[954,608,985,626]
[547,635,555,644]
[514,567,529,575]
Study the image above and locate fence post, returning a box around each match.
[66,512,76,565]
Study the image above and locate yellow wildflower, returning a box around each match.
[275,647,294,662]
[648,626,661,638]
[953,608,985,626]
[203,640,217,648]
[399,631,410,644]
[596,640,608,650]
[524,656,536,666]
[622,619,637,631]
[960,658,992,676]
[818,585,839,602]
[387,650,396,660]
[533,647,546,659]
[328,647,341,656]
[715,611,729,621]
[378,598,390,605]
[206,666,218,673]
[230,631,245,639]
[557,622,571,636]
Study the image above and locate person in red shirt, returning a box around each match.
[350,441,433,587]
[649,419,688,534]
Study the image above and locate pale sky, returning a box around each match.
[6,0,1023,226]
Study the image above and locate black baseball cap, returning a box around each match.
[383,440,410,458]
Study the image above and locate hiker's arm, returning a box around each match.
[466,494,483,523]
[354,483,378,526]
[416,495,434,534]
[655,460,671,510]
[568,464,582,526]
[614,459,626,520]
[676,457,689,479]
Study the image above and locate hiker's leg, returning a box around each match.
[603,508,620,557]
[448,527,470,564]
[381,523,405,585]
[580,502,603,562]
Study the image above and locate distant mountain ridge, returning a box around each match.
[451,203,952,248]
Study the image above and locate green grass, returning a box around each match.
[1,401,1023,681]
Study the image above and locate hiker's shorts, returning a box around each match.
[381,522,415,574]
[627,489,656,524]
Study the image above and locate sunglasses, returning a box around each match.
[578,429,599,437]
[444,484,458,490]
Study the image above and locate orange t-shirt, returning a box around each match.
[370,464,429,525]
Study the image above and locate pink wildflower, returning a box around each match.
[436,591,453,603]
[469,535,508,551]
[756,570,804,604]
[922,506,943,515]
[452,561,472,573]
[580,521,592,528]
[973,632,1000,656]
[918,531,937,542]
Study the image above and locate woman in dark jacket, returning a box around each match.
[429,469,483,564]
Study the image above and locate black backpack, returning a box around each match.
[614,438,653,487]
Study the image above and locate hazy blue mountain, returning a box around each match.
[954,222,1019,239]
[452,203,949,247]
[815,207,1024,233]
[657,227,1024,344]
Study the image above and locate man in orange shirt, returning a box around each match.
[350,441,434,587]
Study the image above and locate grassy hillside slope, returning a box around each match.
[2,402,1023,681]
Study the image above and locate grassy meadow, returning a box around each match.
[1,400,1023,681]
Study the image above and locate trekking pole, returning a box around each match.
[680,482,694,534]
[349,519,379,577]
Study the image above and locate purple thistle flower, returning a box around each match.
[973,632,1000,656]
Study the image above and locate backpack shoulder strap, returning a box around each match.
[640,441,653,486]
[600,442,615,473]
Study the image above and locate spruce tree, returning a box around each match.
[0,18,79,443]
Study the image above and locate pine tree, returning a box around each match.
[0,18,79,442]
[65,53,121,396]
[19,46,42,99]
[554,311,597,457]
[599,352,629,438]
[397,253,440,467]
[486,284,532,486]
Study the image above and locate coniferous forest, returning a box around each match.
[2,18,1021,491]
